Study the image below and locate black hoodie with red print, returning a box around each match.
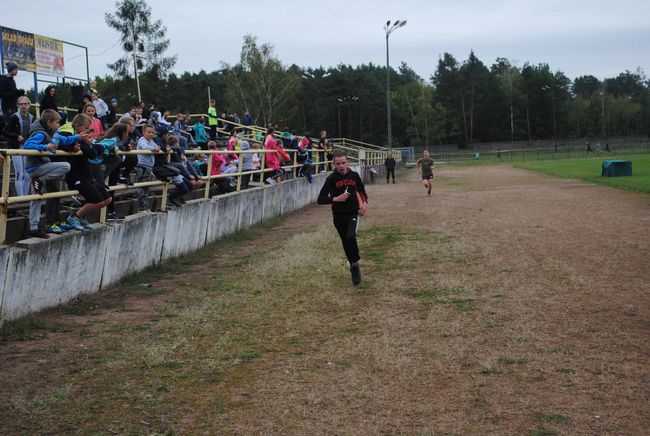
[317,168,367,216]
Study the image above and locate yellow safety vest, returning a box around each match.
[208,107,218,126]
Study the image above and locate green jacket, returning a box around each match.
[207,107,218,126]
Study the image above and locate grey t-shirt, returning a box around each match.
[417,158,435,176]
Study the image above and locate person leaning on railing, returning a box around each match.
[135,124,160,211]
[297,133,314,184]
[264,128,290,185]
[23,110,80,237]
[2,95,34,196]
[59,114,115,231]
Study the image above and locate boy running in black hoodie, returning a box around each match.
[317,150,368,285]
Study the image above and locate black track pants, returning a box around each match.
[333,213,360,264]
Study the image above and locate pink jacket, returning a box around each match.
[264,136,290,170]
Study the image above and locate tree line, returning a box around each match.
[43,0,650,148]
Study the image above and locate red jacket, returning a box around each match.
[210,153,226,175]
[264,137,290,170]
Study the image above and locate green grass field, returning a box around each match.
[514,155,650,193]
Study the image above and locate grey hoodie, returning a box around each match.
[240,141,255,170]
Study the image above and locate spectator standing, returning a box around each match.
[107,98,118,126]
[92,92,109,127]
[3,95,34,196]
[78,94,92,115]
[243,111,253,133]
[207,99,218,140]
[318,130,329,171]
[135,124,160,211]
[239,140,255,189]
[193,117,208,149]
[142,103,153,121]
[0,61,25,122]
[39,86,58,112]
[384,151,396,183]
[88,80,98,96]
[83,103,103,141]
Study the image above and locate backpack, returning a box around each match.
[153,163,182,181]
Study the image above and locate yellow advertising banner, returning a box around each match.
[35,34,65,77]
[1,27,36,72]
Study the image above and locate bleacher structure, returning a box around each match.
[0,109,401,245]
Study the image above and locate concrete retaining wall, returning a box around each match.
[0,174,328,323]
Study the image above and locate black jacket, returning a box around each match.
[39,87,58,111]
[2,111,34,148]
[58,133,98,183]
[317,169,367,216]
[384,157,396,170]
[0,74,24,113]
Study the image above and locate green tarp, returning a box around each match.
[601,160,632,177]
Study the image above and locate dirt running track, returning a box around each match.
[1,165,648,434]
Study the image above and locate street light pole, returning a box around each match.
[337,96,358,138]
[384,19,407,151]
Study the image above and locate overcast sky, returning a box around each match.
[4,0,649,91]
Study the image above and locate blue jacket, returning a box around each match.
[89,136,119,164]
[23,120,78,173]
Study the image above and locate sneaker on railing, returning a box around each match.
[118,176,133,186]
[79,216,93,230]
[30,177,43,195]
[47,223,65,234]
[66,214,84,231]
[107,212,125,220]
[29,228,49,239]
[57,220,76,231]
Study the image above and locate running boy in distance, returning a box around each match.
[416,150,435,197]
[317,150,368,286]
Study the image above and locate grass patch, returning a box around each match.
[361,226,438,265]
[536,412,568,423]
[480,366,503,375]
[530,428,557,436]
[515,155,650,193]
[498,356,530,365]
[0,316,73,340]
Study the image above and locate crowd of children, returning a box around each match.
[2,90,323,240]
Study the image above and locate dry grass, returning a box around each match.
[1,166,649,434]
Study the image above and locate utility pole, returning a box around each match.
[131,25,142,102]
[384,20,407,151]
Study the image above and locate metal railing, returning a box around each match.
[0,146,352,244]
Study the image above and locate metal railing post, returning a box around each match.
[1,155,12,245]
[236,151,244,192]
[100,172,109,224]
[204,153,213,198]
[260,151,266,183]
[160,151,170,211]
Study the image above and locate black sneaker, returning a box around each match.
[28,228,49,239]
[107,212,125,220]
[71,195,84,206]
[350,262,361,286]
[118,176,133,186]
[31,177,43,195]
